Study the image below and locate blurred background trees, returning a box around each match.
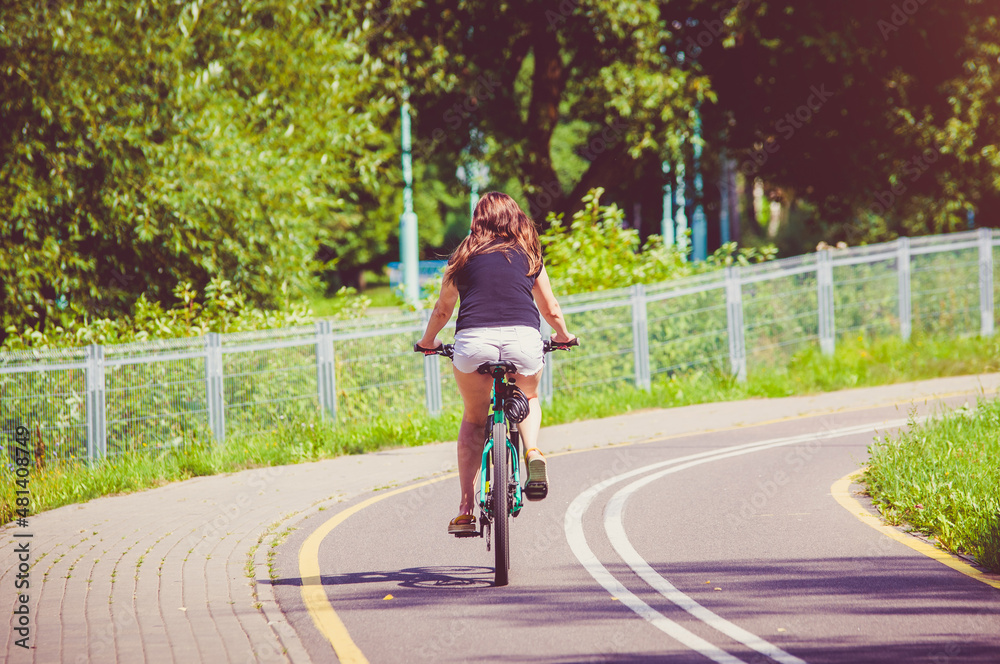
[2,0,396,336]
[674,0,1000,254]
[3,0,999,339]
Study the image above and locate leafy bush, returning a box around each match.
[540,188,776,295]
[1,0,395,338]
[1,277,368,351]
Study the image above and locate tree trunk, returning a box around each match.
[520,18,568,227]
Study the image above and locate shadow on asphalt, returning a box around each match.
[644,557,999,615]
[268,557,1000,663]
[270,565,494,590]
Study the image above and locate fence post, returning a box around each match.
[84,344,106,462]
[315,320,338,421]
[817,250,836,355]
[725,267,747,382]
[540,320,553,404]
[205,333,226,442]
[897,237,912,341]
[979,227,995,337]
[424,354,442,416]
[419,309,443,415]
[631,284,651,390]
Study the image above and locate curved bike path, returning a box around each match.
[3,374,1000,663]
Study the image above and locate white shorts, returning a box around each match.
[453,326,544,376]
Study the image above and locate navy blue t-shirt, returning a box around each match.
[454,249,541,332]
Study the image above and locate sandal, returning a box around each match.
[448,513,477,535]
[523,448,548,501]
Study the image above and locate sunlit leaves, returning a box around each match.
[1,0,396,337]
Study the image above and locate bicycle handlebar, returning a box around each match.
[414,337,579,358]
[543,337,579,352]
[414,342,454,358]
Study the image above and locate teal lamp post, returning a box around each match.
[661,162,675,247]
[399,72,419,304]
[457,129,488,223]
[691,106,707,261]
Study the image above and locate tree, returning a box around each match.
[667,0,1000,249]
[1,0,396,336]
[359,0,708,226]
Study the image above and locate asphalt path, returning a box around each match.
[273,393,1000,663]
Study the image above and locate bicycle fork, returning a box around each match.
[477,422,524,534]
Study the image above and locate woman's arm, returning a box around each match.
[532,267,574,342]
[417,278,459,348]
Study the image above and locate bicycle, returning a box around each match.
[414,337,578,586]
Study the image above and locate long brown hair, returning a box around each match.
[443,192,542,284]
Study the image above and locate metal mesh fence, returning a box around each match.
[910,235,981,337]
[647,277,729,378]
[742,256,820,369]
[994,241,1000,332]
[831,249,899,341]
[432,326,463,415]
[335,330,427,421]
[2,230,997,463]
[556,296,635,396]
[223,342,319,433]
[105,357,208,456]
[1,368,87,463]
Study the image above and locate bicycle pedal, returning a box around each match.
[453,530,480,538]
[524,482,548,501]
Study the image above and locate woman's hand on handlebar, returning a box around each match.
[414,339,455,358]
[415,336,442,354]
[550,332,576,345]
[544,335,579,352]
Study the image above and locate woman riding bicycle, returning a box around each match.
[416,192,575,535]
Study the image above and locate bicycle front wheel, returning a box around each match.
[492,420,510,587]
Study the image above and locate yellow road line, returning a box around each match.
[298,475,454,662]
[298,385,994,659]
[831,470,1000,591]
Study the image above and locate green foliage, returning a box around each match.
[865,400,1000,572]
[361,0,708,223]
[0,277,367,351]
[1,0,396,336]
[541,188,775,294]
[690,0,1000,242]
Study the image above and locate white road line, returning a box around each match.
[566,480,749,664]
[566,418,911,663]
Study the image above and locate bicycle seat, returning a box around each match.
[476,360,518,375]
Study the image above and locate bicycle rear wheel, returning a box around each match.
[492,420,510,587]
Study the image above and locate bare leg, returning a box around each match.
[453,367,492,515]
[456,419,485,515]
[513,369,548,499]
[512,371,542,454]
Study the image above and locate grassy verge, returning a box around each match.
[3,332,999,529]
[864,400,1000,572]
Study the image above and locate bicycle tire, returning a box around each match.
[492,419,510,587]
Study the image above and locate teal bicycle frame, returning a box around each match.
[478,368,523,520]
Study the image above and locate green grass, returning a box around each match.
[3,332,1000,555]
[865,401,1000,572]
[360,285,408,309]
[547,332,1000,422]
[305,285,405,318]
